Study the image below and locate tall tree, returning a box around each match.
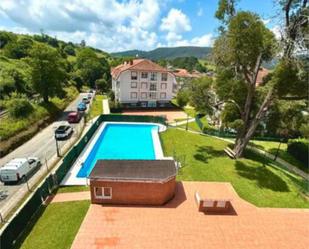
[27,43,67,103]
[213,0,308,158]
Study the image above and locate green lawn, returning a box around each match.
[88,95,105,119]
[18,200,90,249]
[179,116,210,132]
[249,140,308,173]
[160,128,309,208]
[56,185,90,193]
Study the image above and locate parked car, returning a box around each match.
[82,96,90,104]
[54,125,73,140]
[0,157,41,183]
[77,102,87,111]
[87,93,92,99]
[67,111,81,123]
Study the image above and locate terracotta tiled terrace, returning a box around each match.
[121,110,188,122]
[71,181,309,249]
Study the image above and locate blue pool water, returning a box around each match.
[77,123,159,177]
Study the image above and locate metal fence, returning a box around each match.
[194,115,284,142]
[0,114,167,249]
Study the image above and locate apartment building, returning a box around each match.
[111,59,177,107]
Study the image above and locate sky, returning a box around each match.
[0,0,280,52]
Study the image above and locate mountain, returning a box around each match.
[111,46,212,60]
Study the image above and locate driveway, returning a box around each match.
[0,93,91,218]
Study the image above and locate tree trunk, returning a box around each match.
[43,94,49,103]
[233,87,274,158]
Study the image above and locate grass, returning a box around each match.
[249,140,308,173]
[18,200,90,249]
[179,116,210,132]
[160,128,309,208]
[56,185,90,194]
[87,94,105,119]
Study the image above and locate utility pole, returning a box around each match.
[55,138,60,157]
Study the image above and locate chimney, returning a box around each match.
[129,59,133,65]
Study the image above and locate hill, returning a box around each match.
[111,46,212,60]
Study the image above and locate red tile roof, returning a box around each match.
[256,67,269,86]
[111,59,170,79]
[173,68,202,78]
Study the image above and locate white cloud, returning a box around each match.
[0,0,161,52]
[262,19,270,25]
[160,8,191,34]
[164,32,214,47]
[271,25,282,40]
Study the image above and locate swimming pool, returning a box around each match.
[77,123,160,178]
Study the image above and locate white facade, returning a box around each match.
[112,69,177,107]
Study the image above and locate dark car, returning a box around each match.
[55,125,73,140]
[67,111,81,123]
[77,102,87,111]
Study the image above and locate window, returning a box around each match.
[150,83,157,91]
[141,82,148,89]
[149,92,157,99]
[94,187,112,199]
[160,92,166,99]
[141,92,147,99]
[161,73,168,81]
[130,92,137,99]
[131,71,138,80]
[131,82,137,88]
[150,72,157,81]
[141,72,148,79]
[161,83,167,90]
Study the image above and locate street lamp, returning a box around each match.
[185,113,189,131]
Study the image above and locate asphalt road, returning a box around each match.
[0,93,91,214]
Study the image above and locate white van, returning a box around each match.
[0,157,41,183]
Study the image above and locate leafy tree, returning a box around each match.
[4,37,33,59]
[95,75,111,93]
[80,40,86,47]
[75,48,110,87]
[27,43,67,103]
[189,77,215,115]
[176,89,190,108]
[0,31,17,48]
[212,1,308,157]
[63,44,76,55]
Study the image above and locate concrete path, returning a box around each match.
[168,118,195,126]
[50,191,90,203]
[176,127,309,180]
[102,99,110,114]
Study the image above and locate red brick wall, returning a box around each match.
[90,177,176,205]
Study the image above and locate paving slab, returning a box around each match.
[71,181,309,249]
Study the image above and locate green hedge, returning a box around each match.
[287,138,309,166]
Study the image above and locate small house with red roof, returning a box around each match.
[111,59,177,107]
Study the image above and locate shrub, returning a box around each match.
[7,98,33,118]
[176,90,189,108]
[287,138,309,166]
